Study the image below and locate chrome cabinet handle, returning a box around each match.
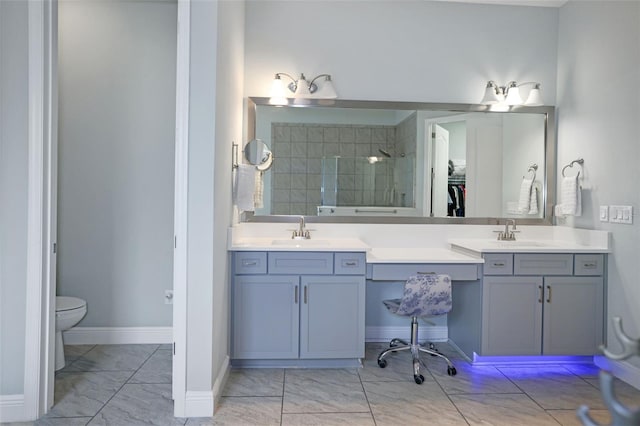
[304,285,308,304]
[294,286,298,304]
[538,285,543,303]
[344,261,357,266]
[242,260,258,266]
[492,262,505,267]
[546,285,552,303]
[582,262,597,269]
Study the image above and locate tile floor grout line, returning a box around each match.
[425,363,472,426]
[357,369,378,426]
[280,369,286,426]
[82,344,157,424]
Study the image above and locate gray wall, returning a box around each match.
[57,0,177,327]
[0,0,28,395]
[185,0,245,395]
[557,1,640,368]
[245,1,559,104]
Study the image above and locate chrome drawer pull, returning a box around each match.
[242,260,258,266]
[538,285,543,303]
[344,261,357,266]
[546,285,552,303]
[304,286,308,304]
[492,262,505,267]
[294,286,298,304]
[582,262,597,268]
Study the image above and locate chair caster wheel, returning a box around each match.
[377,359,387,368]
[414,374,425,384]
[447,366,457,376]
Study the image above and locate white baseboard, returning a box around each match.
[0,394,26,423]
[594,356,640,390]
[365,326,448,342]
[184,390,214,418]
[212,356,230,413]
[63,327,173,345]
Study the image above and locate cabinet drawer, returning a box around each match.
[234,252,267,274]
[483,254,513,275]
[574,254,604,276]
[334,252,366,275]
[514,254,573,276]
[268,252,333,275]
[370,263,479,281]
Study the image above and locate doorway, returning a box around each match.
[52,0,177,414]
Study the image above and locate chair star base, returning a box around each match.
[377,316,457,384]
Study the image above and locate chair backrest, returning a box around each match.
[396,274,452,317]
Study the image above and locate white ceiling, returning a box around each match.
[433,0,568,7]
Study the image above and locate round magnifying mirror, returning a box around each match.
[244,139,273,171]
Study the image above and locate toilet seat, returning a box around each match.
[56,296,86,312]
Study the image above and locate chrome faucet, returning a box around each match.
[291,216,311,240]
[495,219,518,241]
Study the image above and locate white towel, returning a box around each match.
[528,185,538,215]
[254,170,264,209]
[560,174,582,216]
[234,164,256,212]
[518,178,533,213]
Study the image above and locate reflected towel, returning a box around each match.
[234,164,255,212]
[560,174,582,216]
[528,185,539,215]
[254,170,264,209]
[518,178,533,213]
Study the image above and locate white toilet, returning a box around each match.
[55,296,87,371]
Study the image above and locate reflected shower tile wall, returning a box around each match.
[271,122,398,214]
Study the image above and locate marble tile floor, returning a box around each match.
[5,343,640,426]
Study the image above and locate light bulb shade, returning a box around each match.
[293,74,311,97]
[524,86,543,106]
[480,83,500,105]
[270,75,287,98]
[505,86,523,105]
[313,76,338,99]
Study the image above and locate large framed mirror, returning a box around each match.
[244,97,555,224]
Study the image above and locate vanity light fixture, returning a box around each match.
[481,81,543,106]
[269,72,338,106]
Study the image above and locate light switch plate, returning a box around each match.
[610,205,633,224]
[599,206,608,222]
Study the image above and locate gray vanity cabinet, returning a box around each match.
[300,275,365,359]
[481,253,604,356]
[232,251,366,361]
[233,274,300,359]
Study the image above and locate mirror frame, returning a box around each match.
[245,96,555,225]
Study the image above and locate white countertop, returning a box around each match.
[228,237,370,252]
[448,238,611,255]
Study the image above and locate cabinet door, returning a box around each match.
[482,276,543,355]
[542,276,604,355]
[232,275,300,359]
[299,276,365,359]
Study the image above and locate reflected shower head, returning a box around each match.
[378,149,391,158]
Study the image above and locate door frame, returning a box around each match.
[24,0,189,419]
[24,0,57,418]
[172,0,190,416]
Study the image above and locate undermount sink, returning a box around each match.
[270,239,331,247]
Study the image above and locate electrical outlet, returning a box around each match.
[599,206,608,222]
[164,290,174,304]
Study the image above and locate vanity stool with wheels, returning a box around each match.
[377,273,457,384]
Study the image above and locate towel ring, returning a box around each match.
[562,158,584,177]
[526,164,538,179]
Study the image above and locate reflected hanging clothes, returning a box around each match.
[447,184,465,217]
